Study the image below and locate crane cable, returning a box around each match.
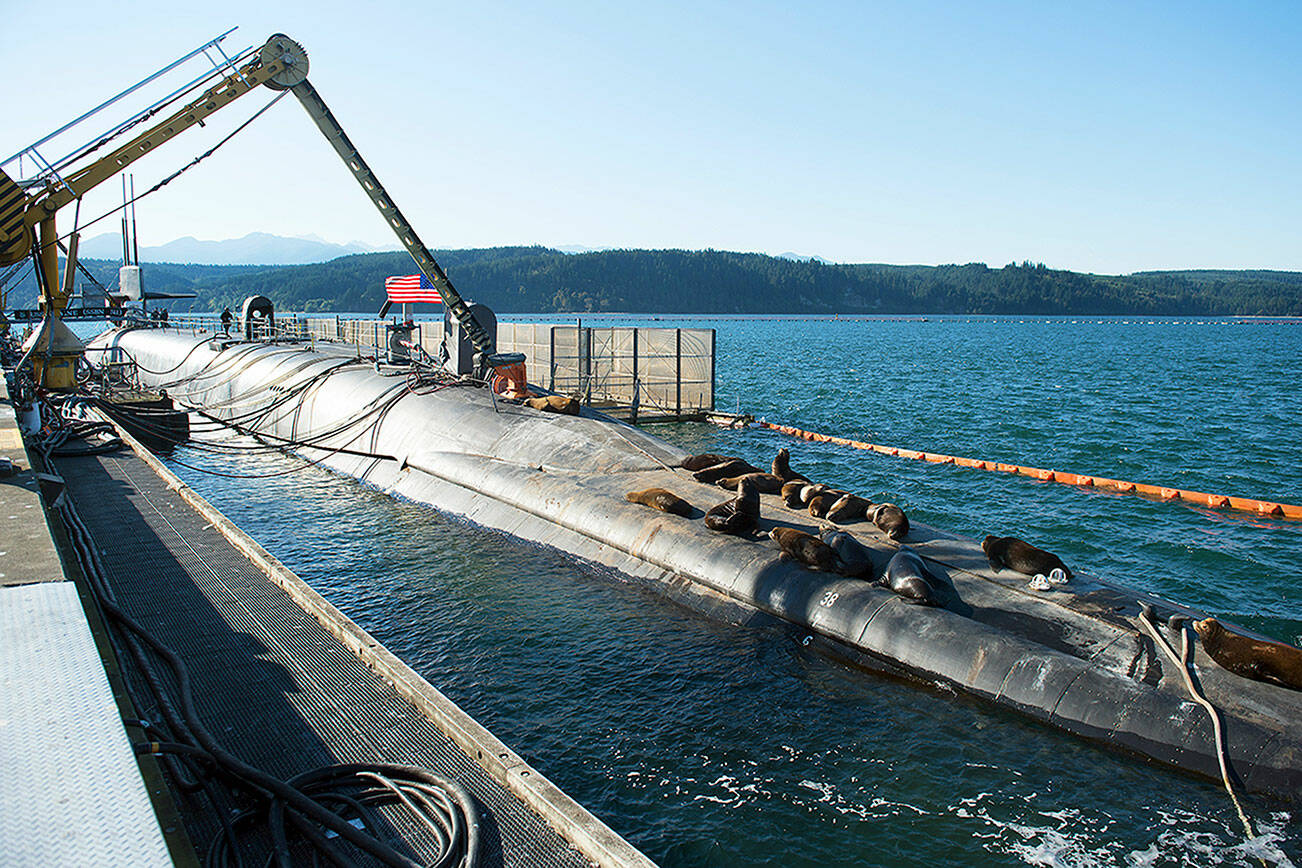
[28,90,290,262]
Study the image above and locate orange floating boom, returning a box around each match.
[758,421,1302,521]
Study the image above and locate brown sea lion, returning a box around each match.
[869,503,910,541]
[524,395,581,415]
[982,535,1072,579]
[683,453,737,471]
[1194,618,1302,692]
[718,472,784,493]
[781,480,807,509]
[808,493,839,519]
[704,475,760,536]
[770,527,841,571]
[826,493,873,524]
[625,488,693,518]
[693,458,764,483]
[798,483,839,504]
[771,448,810,484]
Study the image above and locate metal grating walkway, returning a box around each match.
[55,448,601,868]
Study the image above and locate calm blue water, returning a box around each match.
[159,316,1301,866]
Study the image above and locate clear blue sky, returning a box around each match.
[5,0,1300,273]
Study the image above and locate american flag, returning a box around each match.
[384,273,443,304]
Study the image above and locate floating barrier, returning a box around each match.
[758,422,1302,521]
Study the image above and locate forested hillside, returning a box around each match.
[7,248,1301,315]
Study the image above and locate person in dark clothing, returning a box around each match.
[221,307,233,334]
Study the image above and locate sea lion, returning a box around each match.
[771,448,810,484]
[704,475,760,536]
[683,453,737,471]
[982,535,1073,580]
[625,487,692,518]
[808,493,839,519]
[717,472,784,493]
[819,528,876,579]
[524,395,580,415]
[799,483,831,504]
[693,458,764,484]
[869,503,910,541]
[826,493,873,524]
[876,549,942,606]
[769,527,841,571]
[781,481,806,509]
[1194,618,1302,692]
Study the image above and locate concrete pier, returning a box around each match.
[1,374,654,867]
[0,377,175,867]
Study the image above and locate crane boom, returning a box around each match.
[2,32,496,388]
[287,77,495,358]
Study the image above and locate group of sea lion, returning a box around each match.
[763,526,946,606]
[704,448,913,541]
[629,448,945,606]
[634,448,1302,686]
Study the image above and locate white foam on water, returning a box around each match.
[951,794,1297,867]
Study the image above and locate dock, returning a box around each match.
[0,376,653,867]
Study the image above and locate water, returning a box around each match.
[157,316,1301,866]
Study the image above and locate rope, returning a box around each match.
[758,421,1302,521]
[1135,609,1263,861]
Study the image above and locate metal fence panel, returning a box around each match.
[289,319,713,418]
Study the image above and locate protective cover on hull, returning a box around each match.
[92,327,1302,801]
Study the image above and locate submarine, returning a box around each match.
[90,317,1302,804]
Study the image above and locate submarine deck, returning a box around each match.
[42,429,650,866]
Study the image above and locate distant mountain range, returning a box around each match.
[74,233,829,266]
[77,231,398,265]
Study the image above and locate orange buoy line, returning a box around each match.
[758,421,1302,521]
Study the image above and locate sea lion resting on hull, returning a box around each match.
[693,458,765,484]
[717,472,785,493]
[524,395,581,415]
[798,484,845,517]
[682,453,737,471]
[826,493,873,524]
[771,448,810,484]
[876,548,943,606]
[1194,618,1302,692]
[769,527,842,572]
[781,481,806,509]
[625,488,693,518]
[704,476,760,536]
[820,528,876,579]
[808,492,841,519]
[869,503,909,541]
[982,535,1073,580]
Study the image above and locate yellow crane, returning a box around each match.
[1,33,495,389]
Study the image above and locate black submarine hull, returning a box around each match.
[94,328,1302,801]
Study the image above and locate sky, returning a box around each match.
[4,0,1300,274]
